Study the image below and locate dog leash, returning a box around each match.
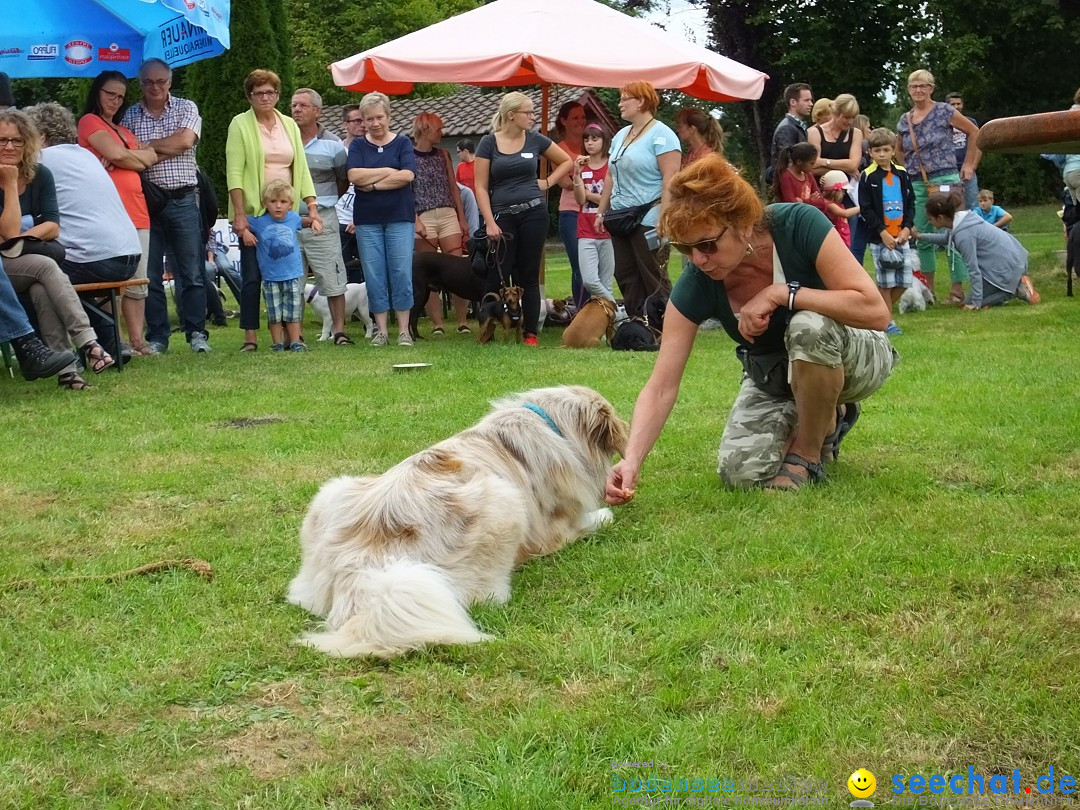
[522,403,562,437]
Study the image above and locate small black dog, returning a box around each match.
[477,286,524,344]
[611,318,660,351]
[1064,197,1079,298]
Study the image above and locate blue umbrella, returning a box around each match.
[0,0,230,79]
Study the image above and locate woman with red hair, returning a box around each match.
[604,154,897,495]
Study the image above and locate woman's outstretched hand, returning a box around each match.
[605,460,638,506]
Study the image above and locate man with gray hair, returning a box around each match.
[291,88,352,343]
[121,58,210,354]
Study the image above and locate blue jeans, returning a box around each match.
[0,260,33,341]
[356,221,414,313]
[559,210,585,307]
[850,213,868,267]
[147,191,206,345]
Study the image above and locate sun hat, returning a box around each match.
[821,169,849,191]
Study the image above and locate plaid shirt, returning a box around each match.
[121,95,201,190]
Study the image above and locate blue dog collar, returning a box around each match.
[522,402,562,437]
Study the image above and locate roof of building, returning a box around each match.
[321,85,619,140]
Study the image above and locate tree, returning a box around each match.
[185,0,288,205]
[286,0,483,107]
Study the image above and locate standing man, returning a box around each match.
[768,82,814,184]
[121,58,210,353]
[291,88,352,343]
[338,105,365,282]
[946,91,980,211]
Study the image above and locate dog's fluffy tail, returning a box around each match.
[298,559,492,659]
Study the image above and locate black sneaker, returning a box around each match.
[11,333,76,381]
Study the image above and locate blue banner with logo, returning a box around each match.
[1,0,229,79]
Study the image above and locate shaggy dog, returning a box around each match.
[476,286,524,344]
[304,282,372,340]
[562,296,616,348]
[410,251,488,338]
[898,276,935,314]
[286,385,628,658]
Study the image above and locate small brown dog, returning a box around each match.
[477,286,525,344]
[561,296,616,348]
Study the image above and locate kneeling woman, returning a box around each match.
[913,191,1039,309]
[605,154,897,496]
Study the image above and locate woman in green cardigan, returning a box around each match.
[226,69,319,352]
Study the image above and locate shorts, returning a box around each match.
[871,242,915,289]
[717,311,898,488]
[298,207,348,296]
[123,228,150,300]
[262,277,303,324]
[418,206,462,240]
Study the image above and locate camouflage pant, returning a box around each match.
[717,311,898,487]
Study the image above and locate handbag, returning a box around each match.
[603,198,661,238]
[736,346,792,398]
[0,235,66,264]
[906,113,951,196]
[141,175,169,216]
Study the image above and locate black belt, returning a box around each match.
[162,185,197,198]
[494,197,544,216]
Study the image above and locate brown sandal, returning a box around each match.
[81,341,114,374]
[58,372,91,391]
[239,342,258,352]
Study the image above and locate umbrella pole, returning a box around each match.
[539,83,550,287]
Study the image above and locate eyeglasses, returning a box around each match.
[345,117,364,124]
[250,89,279,99]
[907,83,932,90]
[669,229,728,257]
[140,78,169,87]
[101,89,125,102]
[0,137,25,148]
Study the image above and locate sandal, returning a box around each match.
[457,324,472,334]
[821,403,861,463]
[239,342,258,352]
[333,332,354,345]
[81,341,114,374]
[763,453,826,491]
[431,326,445,336]
[58,372,91,391]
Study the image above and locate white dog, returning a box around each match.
[304,282,372,340]
[899,276,935,313]
[286,385,628,659]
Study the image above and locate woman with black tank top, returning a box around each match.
[807,94,863,178]
[474,92,571,345]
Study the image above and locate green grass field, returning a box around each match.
[1,205,1078,808]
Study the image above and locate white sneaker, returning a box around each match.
[397,332,414,347]
[189,333,212,353]
[370,331,387,346]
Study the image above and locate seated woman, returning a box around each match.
[0,109,113,389]
[605,154,897,499]
[24,103,142,358]
[913,191,1039,308]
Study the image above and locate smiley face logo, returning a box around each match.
[847,768,876,798]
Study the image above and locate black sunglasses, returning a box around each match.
[670,228,728,257]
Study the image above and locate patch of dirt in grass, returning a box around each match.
[220,416,284,429]
[220,719,321,779]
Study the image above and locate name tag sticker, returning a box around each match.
[581,171,593,179]
[521,152,534,159]
[938,184,951,192]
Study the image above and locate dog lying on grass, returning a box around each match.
[476,286,524,344]
[304,282,372,340]
[286,385,628,658]
[562,296,616,348]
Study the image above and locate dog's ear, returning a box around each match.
[588,399,629,457]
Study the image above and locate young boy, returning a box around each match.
[242,179,321,352]
[858,127,917,335]
[973,189,1013,230]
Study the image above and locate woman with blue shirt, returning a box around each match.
[596,81,681,319]
[896,69,981,304]
[346,92,416,346]
[474,92,571,346]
